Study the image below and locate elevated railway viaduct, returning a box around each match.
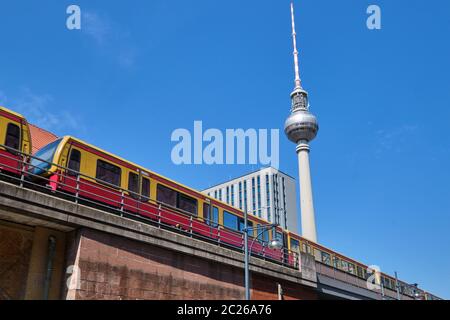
[0,180,394,300]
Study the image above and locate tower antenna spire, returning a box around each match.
[291,1,302,89]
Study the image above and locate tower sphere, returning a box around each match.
[284,109,319,144]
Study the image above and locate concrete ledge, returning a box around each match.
[0,181,317,288]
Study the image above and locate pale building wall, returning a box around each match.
[202,167,299,233]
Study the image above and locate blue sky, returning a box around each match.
[0,0,449,298]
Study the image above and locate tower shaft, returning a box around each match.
[296,142,317,242]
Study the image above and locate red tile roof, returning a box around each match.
[29,123,59,154]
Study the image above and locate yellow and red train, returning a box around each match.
[0,106,438,300]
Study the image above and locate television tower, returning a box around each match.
[284,2,319,242]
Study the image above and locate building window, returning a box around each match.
[265,174,271,222]
[219,189,222,201]
[251,177,256,215]
[214,190,217,199]
[238,182,242,209]
[226,186,230,204]
[257,176,261,211]
[231,185,234,207]
[96,159,121,187]
[67,149,81,176]
[243,181,248,213]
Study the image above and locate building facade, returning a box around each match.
[202,167,298,233]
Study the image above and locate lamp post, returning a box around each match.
[243,209,283,300]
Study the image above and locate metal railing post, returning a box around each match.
[217,226,221,246]
[158,204,162,228]
[19,156,25,188]
[75,174,80,204]
[120,191,125,215]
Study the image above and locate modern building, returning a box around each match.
[202,167,299,233]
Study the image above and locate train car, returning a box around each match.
[28,136,288,262]
[0,106,32,176]
[285,231,423,299]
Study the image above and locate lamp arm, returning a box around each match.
[248,228,271,255]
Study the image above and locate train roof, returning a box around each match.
[0,106,27,121]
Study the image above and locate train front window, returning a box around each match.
[30,139,62,175]
[5,123,20,152]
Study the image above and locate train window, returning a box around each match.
[157,184,177,207]
[238,218,252,237]
[302,243,311,254]
[275,232,283,246]
[203,202,211,222]
[357,266,364,279]
[178,193,197,215]
[128,172,139,198]
[333,257,341,269]
[321,252,332,266]
[68,149,81,175]
[223,211,238,230]
[313,248,322,261]
[212,206,219,227]
[290,239,300,252]
[257,225,269,242]
[348,263,356,275]
[96,159,121,187]
[341,260,349,272]
[141,177,150,202]
[203,203,219,227]
[5,123,20,152]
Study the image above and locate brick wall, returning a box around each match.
[0,222,33,300]
[63,228,317,300]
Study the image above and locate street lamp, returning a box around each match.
[243,209,283,300]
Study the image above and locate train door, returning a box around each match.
[0,114,25,175]
[61,144,81,194]
[125,169,141,213]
